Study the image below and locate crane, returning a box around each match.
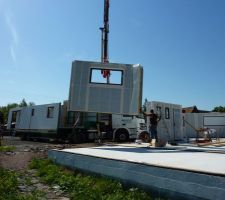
[100,0,110,82]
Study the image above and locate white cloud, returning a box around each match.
[5,12,19,46]
[4,10,19,65]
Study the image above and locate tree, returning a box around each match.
[29,102,35,106]
[0,99,35,123]
[0,103,19,124]
[212,106,225,112]
[19,98,27,107]
[0,111,4,124]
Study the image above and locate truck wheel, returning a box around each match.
[115,129,129,142]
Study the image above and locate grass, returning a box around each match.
[0,167,44,200]
[29,158,153,200]
[0,167,18,200]
[0,145,16,152]
[0,144,45,199]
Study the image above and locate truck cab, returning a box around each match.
[112,114,147,142]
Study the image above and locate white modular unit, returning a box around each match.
[7,103,61,132]
[69,60,143,115]
[7,107,22,129]
[146,101,183,142]
[184,112,225,138]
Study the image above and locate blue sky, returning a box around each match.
[0,0,225,110]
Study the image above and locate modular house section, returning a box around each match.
[146,101,183,142]
[7,103,60,135]
[184,112,225,138]
[68,60,143,115]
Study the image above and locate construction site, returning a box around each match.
[1,1,225,200]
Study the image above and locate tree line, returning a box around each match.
[212,106,225,112]
[0,99,35,124]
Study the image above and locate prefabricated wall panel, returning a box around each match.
[184,113,225,138]
[68,60,143,115]
[146,101,183,141]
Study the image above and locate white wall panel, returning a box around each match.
[69,60,143,115]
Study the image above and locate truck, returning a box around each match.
[7,101,147,143]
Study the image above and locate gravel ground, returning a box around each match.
[0,136,97,200]
[0,136,97,170]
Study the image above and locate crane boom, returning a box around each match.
[100,0,110,81]
[103,0,109,63]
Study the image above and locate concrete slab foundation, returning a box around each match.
[48,144,225,200]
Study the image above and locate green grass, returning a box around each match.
[0,167,18,200]
[0,167,45,200]
[0,145,16,152]
[29,158,153,200]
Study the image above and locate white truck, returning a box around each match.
[7,101,147,143]
[112,114,146,141]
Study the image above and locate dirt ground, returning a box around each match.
[0,136,97,200]
[0,136,96,171]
